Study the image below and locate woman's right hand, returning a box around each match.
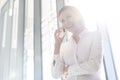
[54,28,65,54]
[54,28,65,45]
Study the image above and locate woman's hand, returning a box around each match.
[54,28,65,44]
[54,28,65,54]
[64,65,69,78]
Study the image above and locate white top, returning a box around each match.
[51,29,103,80]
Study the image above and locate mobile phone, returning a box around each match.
[63,28,65,32]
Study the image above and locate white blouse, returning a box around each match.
[51,29,103,80]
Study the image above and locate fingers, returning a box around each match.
[64,65,69,72]
[54,28,65,39]
[64,65,69,78]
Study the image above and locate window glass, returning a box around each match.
[24,0,34,80]
[42,0,59,80]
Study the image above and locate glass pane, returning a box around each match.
[0,10,8,80]
[106,0,120,79]
[42,0,58,80]
[2,11,7,47]
[10,0,34,80]
[24,0,34,80]
[9,0,19,80]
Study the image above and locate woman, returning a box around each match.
[51,6,103,80]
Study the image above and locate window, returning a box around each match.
[0,0,34,80]
[0,0,119,80]
[24,0,34,80]
[41,0,58,80]
[105,0,120,79]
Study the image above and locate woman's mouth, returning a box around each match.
[66,26,72,28]
[66,24,73,29]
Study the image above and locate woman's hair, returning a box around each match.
[58,6,85,28]
[58,6,81,17]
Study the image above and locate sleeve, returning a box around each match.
[68,31,103,76]
[51,54,64,79]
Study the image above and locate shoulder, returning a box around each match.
[87,30,101,39]
[89,31,102,45]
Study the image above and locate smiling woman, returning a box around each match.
[64,0,120,80]
[1,0,119,80]
[51,6,103,80]
[58,6,85,33]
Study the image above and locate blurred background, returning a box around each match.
[0,0,120,80]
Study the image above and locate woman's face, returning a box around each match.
[59,9,83,32]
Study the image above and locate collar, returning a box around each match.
[70,29,89,44]
[78,28,88,38]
